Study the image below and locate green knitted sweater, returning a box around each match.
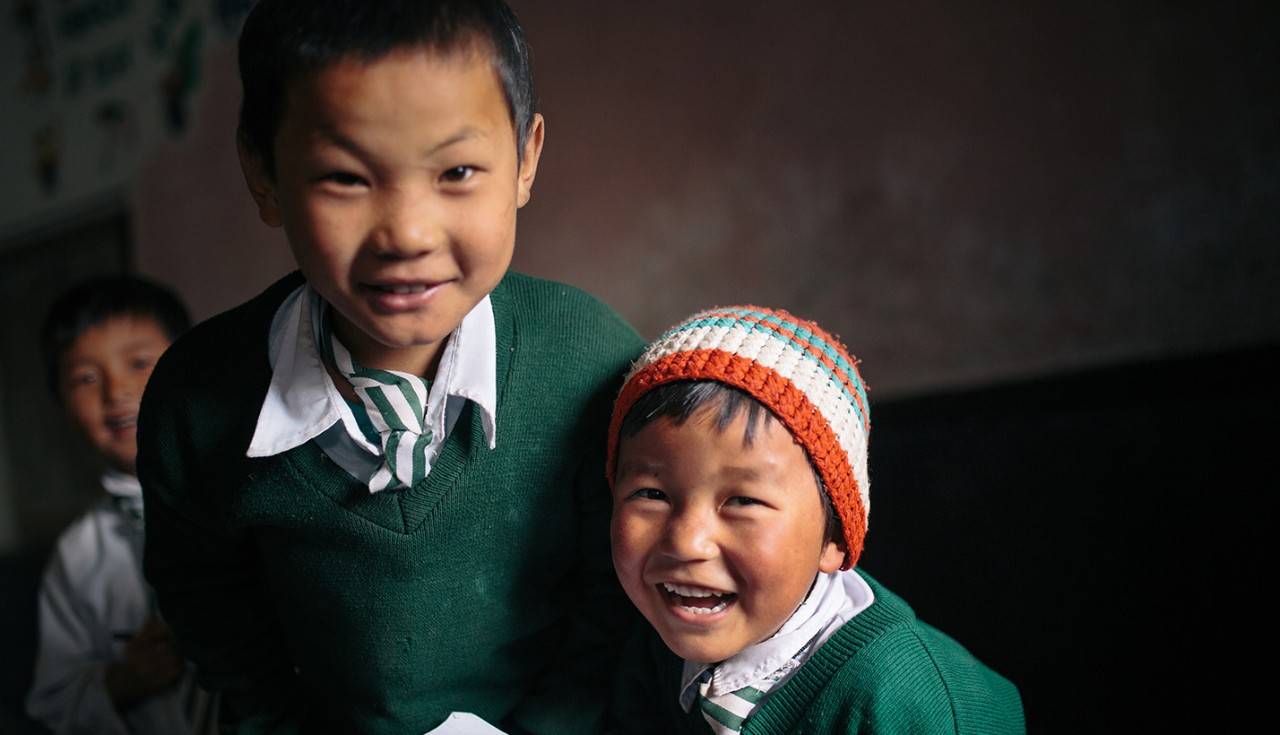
[138,271,644,734]
[611,571,1025,735]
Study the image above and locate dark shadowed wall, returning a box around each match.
[130,1,1280,397]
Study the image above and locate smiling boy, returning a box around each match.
[607,307,1024,734]
[27,276,215,734]
[136,1,642,733]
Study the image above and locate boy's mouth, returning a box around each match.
[659,582,738,615]
[359,280,448,311]
[368,283,432,294]
[104,414,137,435]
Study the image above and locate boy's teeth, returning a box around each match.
[661,583,736,615]
[663,582,723,598]
[683,599,730,615]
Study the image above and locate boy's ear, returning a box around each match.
[237,134,283,228]
[516,113,545,209]
[818,539,846,574]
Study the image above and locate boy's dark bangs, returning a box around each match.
[40,276,191,394]
[238,0,534,174]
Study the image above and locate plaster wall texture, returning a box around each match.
[131,1,1280,396]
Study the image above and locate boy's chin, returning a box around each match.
[103,455,138,476]
[89,440,138,476]
[655,627,746,665]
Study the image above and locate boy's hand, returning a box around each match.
[104,616,186,711]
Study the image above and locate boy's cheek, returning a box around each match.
[63,395,100,440]
[610,520,652,590]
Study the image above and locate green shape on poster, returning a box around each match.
[57,0,136,41]
[92,42,134,88]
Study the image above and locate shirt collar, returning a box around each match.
[429,291,498,450]
[678,569,874,709]
[101,470,142,499]
[247,284,498,458]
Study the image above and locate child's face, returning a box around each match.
[612,407,845,664]
[58,315,172,474]
[241,44,544,374]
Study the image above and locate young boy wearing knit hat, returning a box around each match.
[606,307,1025,734]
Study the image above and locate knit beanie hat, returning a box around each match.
[607,306,871,569]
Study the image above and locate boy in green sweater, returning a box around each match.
[136,1,642,732]
[606,307,1025,734]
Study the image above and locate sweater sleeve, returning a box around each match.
[503,437,640,735]
[137,333,301,734]
[502,287,646,735]
[810,624,1025,735]
[607,623,706,735]
[914,623,1025,735]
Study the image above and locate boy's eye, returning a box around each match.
[321,171,367,187]
[725,496,766,508]
[440,166,475,184]
[628,488,667,502]
[130,356,156,371]
[66,370,98,388]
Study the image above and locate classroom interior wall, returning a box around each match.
[0,2,1275,730]
[129,1,1280,398]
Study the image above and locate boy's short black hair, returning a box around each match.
[40,275,191,394]
[619,381,845,546]
[237,0,537,176]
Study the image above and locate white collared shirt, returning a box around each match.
[247,285,498,487]
[27,472,217,734]
[678,569,875,713]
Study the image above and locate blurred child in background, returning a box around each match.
[27,276,215,735]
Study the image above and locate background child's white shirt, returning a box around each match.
[26,472,215,735]
[246,284,498,483]
[678,569,875,712]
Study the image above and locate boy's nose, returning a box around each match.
[101,371,136,405]
[661,510,717,562]
[374,192,443,258]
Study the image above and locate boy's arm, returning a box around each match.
[606,622,694,735]
[138,360,301,734]
[141,493,300,732]
[815,624,1026,735]
[26,549,131,735]
[502,431,642,735]
[502,304,644,735]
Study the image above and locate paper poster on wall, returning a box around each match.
[0,0,251,238]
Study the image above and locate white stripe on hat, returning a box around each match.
[640,322,870,513]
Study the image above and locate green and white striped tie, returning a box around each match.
[323,322,433,493]
[696,672,771,734]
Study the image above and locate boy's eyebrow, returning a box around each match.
[424,127,487,155]
[616,458,663,477]
[63,339,165,366]
[719,465,764,483]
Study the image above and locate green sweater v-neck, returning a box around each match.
[138,271,644,734]
[611,571,1025,735]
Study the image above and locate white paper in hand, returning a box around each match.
[421,712,509,735]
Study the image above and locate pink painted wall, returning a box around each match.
[133,1,1280,396]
